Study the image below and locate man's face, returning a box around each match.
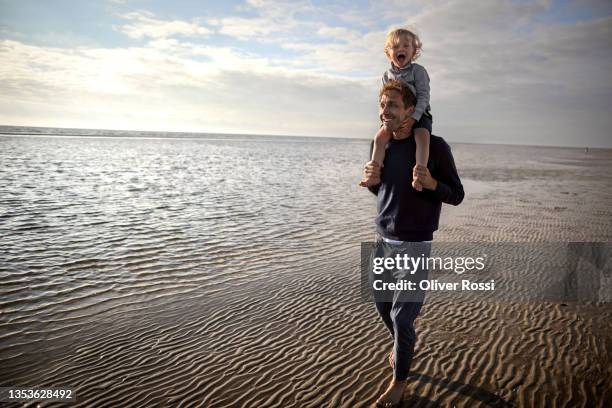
[379,90,414,132]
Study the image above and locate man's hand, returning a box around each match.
[359,160,382,187]
[413,164,437,190]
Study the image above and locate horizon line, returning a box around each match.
[0,124,609,150]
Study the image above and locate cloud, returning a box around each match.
[115,11,212,39]
[0,38,378,136]
[316,26,362,43]
[1,1,611,147]
[212,17,280,40]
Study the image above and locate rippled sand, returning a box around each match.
[1,133,611,407]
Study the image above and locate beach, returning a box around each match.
[1,129,611,407]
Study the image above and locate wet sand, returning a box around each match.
[1,136,611,407]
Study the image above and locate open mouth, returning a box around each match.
[396,53,406,65]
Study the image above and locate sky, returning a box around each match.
[0,0,611,147]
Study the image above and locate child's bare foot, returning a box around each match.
[375,378,407,408]
[412,178,423,191]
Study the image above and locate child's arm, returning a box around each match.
[393,66,429,140]
[411,65,430,124]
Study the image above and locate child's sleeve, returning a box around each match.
[411,65,431,122]
[382,70,389,85]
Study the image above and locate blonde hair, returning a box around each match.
[384,28,423,61]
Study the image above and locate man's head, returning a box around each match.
[379,80,416,131]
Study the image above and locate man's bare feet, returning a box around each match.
[375,378,407,408]
[388,350,394,368]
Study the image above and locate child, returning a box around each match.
[360,28,432,191]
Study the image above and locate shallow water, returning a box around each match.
[1,128,611,407]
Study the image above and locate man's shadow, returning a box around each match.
[398,372,515,407]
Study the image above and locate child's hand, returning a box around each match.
[400,116,416,129]
[395,117,416,138]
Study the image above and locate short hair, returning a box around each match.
[379,80,416,109]
[384,28,423,61]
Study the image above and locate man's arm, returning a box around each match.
[431,141,464,205]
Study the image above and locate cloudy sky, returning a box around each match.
[1,0,611,147]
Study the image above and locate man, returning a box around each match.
[363,80,464,407]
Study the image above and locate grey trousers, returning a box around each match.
[371,238,431,381]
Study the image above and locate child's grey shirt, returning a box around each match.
[382,62,431,122]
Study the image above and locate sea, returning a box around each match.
[1,125,610,406]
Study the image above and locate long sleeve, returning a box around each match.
[370,135,462,241]
[431,141,464,206]
[410,64,430,122]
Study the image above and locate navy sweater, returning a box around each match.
[368,134,464,241]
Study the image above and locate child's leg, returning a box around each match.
[412,128,430,191]
[359,126,391,187]
[372,125,391,165]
